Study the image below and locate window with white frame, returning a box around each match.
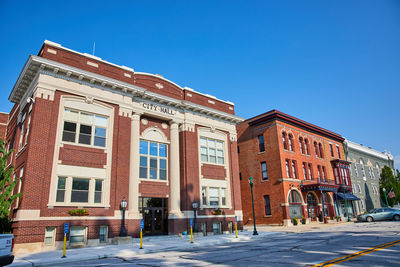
[360,200,365,209]
[354,164,359,177]
[44,227,56,246]
[352,183,357,194]
[15,167,24,209]
[200,137,224,165]
[201,186,227,207]
[99,226,108,243]
[261,162,268,180]
[357,184,362,194]
[139,140,168,180]
[55,176,104,205]
[18,113,26,150]
[360,159,366,179]
[24,113,31,146]
[70,226,87,244]
[62,108,108,147]
[375,164,380,177]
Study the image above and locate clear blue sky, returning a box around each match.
[1,0,399,169]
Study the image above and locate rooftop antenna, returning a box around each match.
[92,41,95,56]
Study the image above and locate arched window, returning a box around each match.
[282,132,288,150]
[360,159,366,179]
[314,142,319,157]
[304,139,310,155]
[318,143,324,158]
[299,137,305,154]
[288,134,294,151]
[288,190,302,218]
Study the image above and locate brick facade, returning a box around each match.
[237,110,351,226]
[0,112,8,139]
[5,41,243,254]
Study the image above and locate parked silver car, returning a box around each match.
[357,208,400,222]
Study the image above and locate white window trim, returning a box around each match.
[201,185,228,208]
[61,108,108,149]
[48,96,114,208]
[55,176,106,207]
[44,227,56,246]
[139,140,169,182]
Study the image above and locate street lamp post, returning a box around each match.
[192,201,198,232]
[120,197,128,237]
[248,176,258,235]
[382,188,389,208]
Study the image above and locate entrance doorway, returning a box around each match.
[306,193,318,220]
[139,197,168,235]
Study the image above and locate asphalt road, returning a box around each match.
[56,221,400,266]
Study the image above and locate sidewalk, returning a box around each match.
[11,230,279,267]
[244,219,355,233]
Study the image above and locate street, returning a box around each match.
[54,221,400,266]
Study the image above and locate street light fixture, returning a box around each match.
[382,188,389,208]
[248,176,258,235]
[120,197,128,237]
[192,201,198,232]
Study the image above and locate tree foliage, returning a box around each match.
[379,166,400,207]
[0,138,20,232]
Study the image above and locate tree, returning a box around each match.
[379,166,400,207]
[0,138,20,233]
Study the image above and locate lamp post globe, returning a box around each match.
[119,197,127,237]
[192,201,198,232]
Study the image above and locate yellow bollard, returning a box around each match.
[62,235,66,258]
[140,229,143,249]
[235,222,238,238]
[190,226,193,243]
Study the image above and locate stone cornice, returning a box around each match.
[9,55,243,124]
[345,139,393,161]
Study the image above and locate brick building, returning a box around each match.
[0,112,8,139]
[237,110,357,226]
[5,41,243,253]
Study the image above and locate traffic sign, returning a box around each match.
[190,218,193,227]
[140,220,144,229]
[235,216,237,223]
[64,223,69,234]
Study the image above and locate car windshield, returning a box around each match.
[368,209,376,213]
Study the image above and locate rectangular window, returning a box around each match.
[209,187,219,206]
[336,145,341,159]
[221,188,226,206]
[202,187,207,205]
[94,179,102,203]
[200,137,224,165]
[15,167,24,209]
[303,162,307,180]
[261,162,268,180]
[292,161,297,179]
[139,140,168,180]
[308,163,313,179]
[56,177,66,202]
[71,178,89,203]
[286,160,291,178]
[99,226,108,243]
[322,166,326,180]
[317,165,322,178]
[358,184,362,193]
[70,226,86,244]
[24,114,31,145]
[62,109,108,148]
[258,135,265,152]
[18,121,25,150]
[329,144,334,157]
[212,222,221,235]
[44,227,56,246]
[264,195,271,215]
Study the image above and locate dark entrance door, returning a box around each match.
[139,197,168,235]
[307,193,318,220]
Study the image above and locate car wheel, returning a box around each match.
[366,216,373,222]
[393,215,400,221]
